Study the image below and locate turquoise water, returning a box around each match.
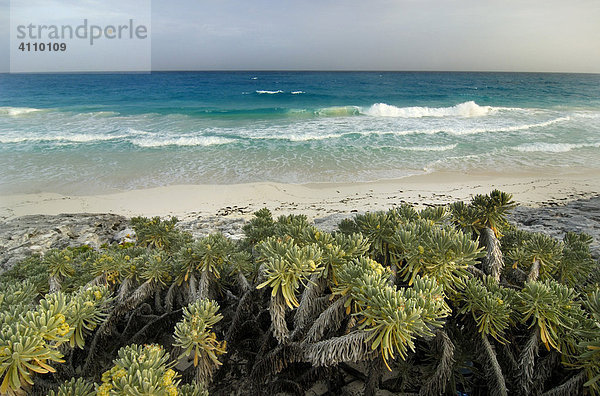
[1,72,599,194]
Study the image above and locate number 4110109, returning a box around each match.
[18,42,67,51]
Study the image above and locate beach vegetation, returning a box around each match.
[0,191,598,395]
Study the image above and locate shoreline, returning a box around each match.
[1,169,599,273]
[1,169,599,221]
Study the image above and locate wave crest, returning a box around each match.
[514,142,600,153]
[0,106,44,116]
[398,144,458,151]
[256,90,283,94]
[0,134,128,143]
[361,101,496,118]
[315,106,361,117]
[131,136,236,148]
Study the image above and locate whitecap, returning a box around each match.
[0,134,128,143]
[365,116,570,136]
[0,106,44,116]
[361,101,497,118]
[131,136,236,147]
[514,142,600,153]
[397,144,458,151]
[256,90,283,94]
[284,133,345,142]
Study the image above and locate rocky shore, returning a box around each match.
[1,196,599,272]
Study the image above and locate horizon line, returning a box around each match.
[2,69,600,75]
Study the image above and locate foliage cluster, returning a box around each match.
[0,191,598,395]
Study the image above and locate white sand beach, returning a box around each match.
[2,168,599,221]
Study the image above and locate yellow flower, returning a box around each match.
[57,322,71,336]
[161,369,176,386]
[112,368,127,380]
[167,385,178,396]
[97,382,112,396]
[101,369,111,382]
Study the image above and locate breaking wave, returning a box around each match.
[361,101,497,118]
[0,106,45,116]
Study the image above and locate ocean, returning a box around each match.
[1,71,599,195]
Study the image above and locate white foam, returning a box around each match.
[131,136,236,147]
[291,91,305,94]
[90,111,119,117]
[285,133,345,142]
[370,116,571,136]
[398,144,457,151]
[471,117,567,134]
[0,134,128,143]
[361,101,497,118]
[514,142,600,153]
[256,90,283,94]
[573,112,600,119]
[0,106,44,116]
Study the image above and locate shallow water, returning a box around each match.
[1,71,599,194]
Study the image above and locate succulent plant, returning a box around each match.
[332,257,389,314]
[242,208,275,247]
[508,232,562,282]
[353,211,396,262]
[316,232,370,283]
[131,216,191,252]
[575,291,600,394]
[388,219,484,292]
[272,214,312,242]
[64,285,111,349]
[418,205,450,224]
[555,232,595,288]
[173,300,226,383]
[0,322,66,394]
[48,377,96,396]
[358,276,450,369]
[45,249,76,293]
[96,344,179,396]
[468,189,516,236]
[176,233,234,282]
[458,276,516,344]
[517,280,582,351]
[257,237,322,309]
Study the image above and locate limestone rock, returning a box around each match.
[0,213,127,273]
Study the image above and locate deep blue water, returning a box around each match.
[1,72,599,194]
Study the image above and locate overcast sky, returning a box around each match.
[1,0,600,73]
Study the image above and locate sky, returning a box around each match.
[1,0,600,73]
